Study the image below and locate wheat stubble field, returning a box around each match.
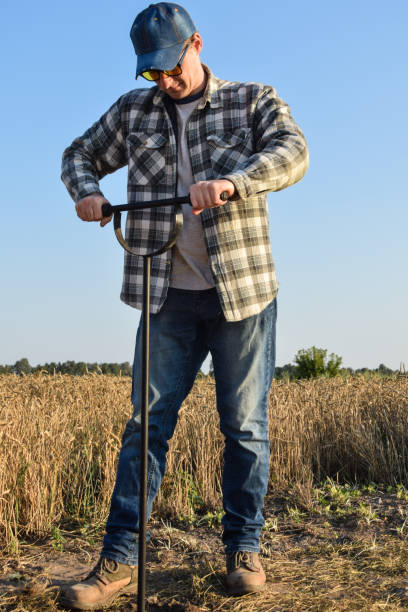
[1,373,408,611]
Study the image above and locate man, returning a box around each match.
[61,2,308,609]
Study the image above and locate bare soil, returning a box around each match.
[2,489,408,611]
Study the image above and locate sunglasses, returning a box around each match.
[140,42,191,82]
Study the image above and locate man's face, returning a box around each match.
[155,34,205,100]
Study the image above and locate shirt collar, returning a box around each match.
[152,64,223,109]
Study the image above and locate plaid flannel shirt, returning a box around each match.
[61,66,308,321]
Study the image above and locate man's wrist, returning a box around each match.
[221,177,239,200]
[76,188,104,203]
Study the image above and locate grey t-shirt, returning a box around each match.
[170,97,215,290]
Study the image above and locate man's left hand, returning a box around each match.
[189,179,235,215]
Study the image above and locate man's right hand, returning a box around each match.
[75,193,112,227]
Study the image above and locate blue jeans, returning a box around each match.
[102,288,276,564]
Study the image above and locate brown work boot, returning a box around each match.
[60,556,138,610]
[225,551,266,595]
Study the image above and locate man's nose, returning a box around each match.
[157,73,175,90]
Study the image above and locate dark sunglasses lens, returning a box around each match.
[164,65,182,77]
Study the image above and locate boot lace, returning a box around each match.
[227,551,257,572]
[85,557,118,583]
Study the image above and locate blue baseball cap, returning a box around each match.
[130,3,196,78]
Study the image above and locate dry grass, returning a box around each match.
[1,374,408,551]
[2,373,408,610]
[0,374,129,551]
[268,376,408,489]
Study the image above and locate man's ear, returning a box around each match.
[191,32,203,54]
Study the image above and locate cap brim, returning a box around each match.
[136,40,185,78]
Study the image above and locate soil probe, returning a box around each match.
[101,191,228,611]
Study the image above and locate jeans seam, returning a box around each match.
[145,340,197,506]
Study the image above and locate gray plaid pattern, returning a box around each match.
[61,66,308,321]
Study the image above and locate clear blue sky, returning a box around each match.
[1,0,407,370]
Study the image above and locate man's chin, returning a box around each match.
[167,90,187,100]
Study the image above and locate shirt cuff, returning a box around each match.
[74,183,104,202]
[222,172,252,201]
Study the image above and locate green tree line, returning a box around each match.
[0,358,132,376]
[0,350,399,380]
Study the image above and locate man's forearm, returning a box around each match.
[61,141,104,203]
[61,96,127,203]
[223,88,309,200]
[223,135,309,200]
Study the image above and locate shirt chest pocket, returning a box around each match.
[126,132,168,186]
[206,128,253,176]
